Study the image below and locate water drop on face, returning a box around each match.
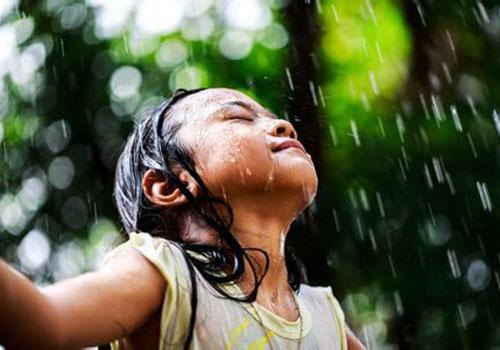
[245,167,252,176]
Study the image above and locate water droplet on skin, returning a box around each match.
[264,167,275,191]
[239,167,246,185]
[245,167,252,176]
[221,186,228,201]
[279,232,285,257]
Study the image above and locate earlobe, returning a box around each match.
[142,168,199,208]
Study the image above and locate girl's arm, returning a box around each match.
[346,325,366,350]
[0,247,166,349]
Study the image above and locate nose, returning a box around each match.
[269,119,297,139]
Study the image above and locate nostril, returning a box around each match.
[290,130,296,139]
[276,126,286,135]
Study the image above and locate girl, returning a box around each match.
[0,88,365,349]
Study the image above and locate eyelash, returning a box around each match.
[229,116,253,122]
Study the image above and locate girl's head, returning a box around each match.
[115,87,317,246]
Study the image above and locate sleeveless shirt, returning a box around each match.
[100,232,348,350]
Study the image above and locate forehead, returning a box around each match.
[170,88,264,124]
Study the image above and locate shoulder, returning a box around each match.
[303,284,344,317]
[100,232,190,290]
[299,284,348,348]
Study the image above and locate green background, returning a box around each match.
[1,0,499,347]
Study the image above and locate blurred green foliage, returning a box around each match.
[0,0,500,348]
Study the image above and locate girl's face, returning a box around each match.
[173,88,318,211]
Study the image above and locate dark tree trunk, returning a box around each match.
[283,0,332,286]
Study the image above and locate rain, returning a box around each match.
[0,0,499,348]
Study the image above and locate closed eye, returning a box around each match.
[228,116,253,122]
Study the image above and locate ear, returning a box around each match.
[142,168,200,208]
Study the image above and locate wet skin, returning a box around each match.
[142,88,318,322]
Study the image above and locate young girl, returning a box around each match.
[0,88,365,349]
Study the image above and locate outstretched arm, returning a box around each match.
[0,246,165,349]
[347,325,366,350]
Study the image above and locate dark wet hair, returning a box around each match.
[113,88,303,349]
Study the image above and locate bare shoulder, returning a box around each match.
[100,244,167,294]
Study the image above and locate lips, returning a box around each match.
[271,139,307,153]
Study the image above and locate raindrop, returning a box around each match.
[368,228,377,252]
[450,106,463,132]
[477,1,490,23]
[416,2,426,26]
[423,163,433,189]
[388,254,397,278]
[445,172,456,195]
[375,191,386,218]
[123,35,130,54]
[432,157,445,184]
[476,181,493,212]
[317,85,325,107]
[59,37,65,57]
[427,203,436,226]
[375,42,384,63]
[446,30,457,62]
[330,4,339,23]
[467,96,479,118]
[401,146,409,170]
[377,116,386,138]
[315,0,322,13]
[493,110,500,137]
[396,114,405,143]
[350,119,361,146]
[332,208,341,232]
[447,249,461,278]
[393,291,404,316]
[348,188,359,209]
[328,124,338,146]
[431,94,445,124]
[355,216,364,240]
[466,133,478,158]
[419,94,430,120]
[359,188,370,211]
[285,68,294,91]
[309,81,318,106]
[398,158,407,181]
[442,62,452,83]
[456,303,467,329]
[494,270,500,292]
[369,71,379,95]
[365,0,378,25]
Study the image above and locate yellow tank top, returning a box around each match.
[100,232,348,350]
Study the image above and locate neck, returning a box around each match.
[189,193,302,300]
[232,208,292,298]
[182,193,304,320]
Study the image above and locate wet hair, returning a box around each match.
[113,88,303,349]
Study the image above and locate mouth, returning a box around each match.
[271,139,307,154]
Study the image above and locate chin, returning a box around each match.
[275,164,318,207]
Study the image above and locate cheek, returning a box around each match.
[194,129,274,194]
